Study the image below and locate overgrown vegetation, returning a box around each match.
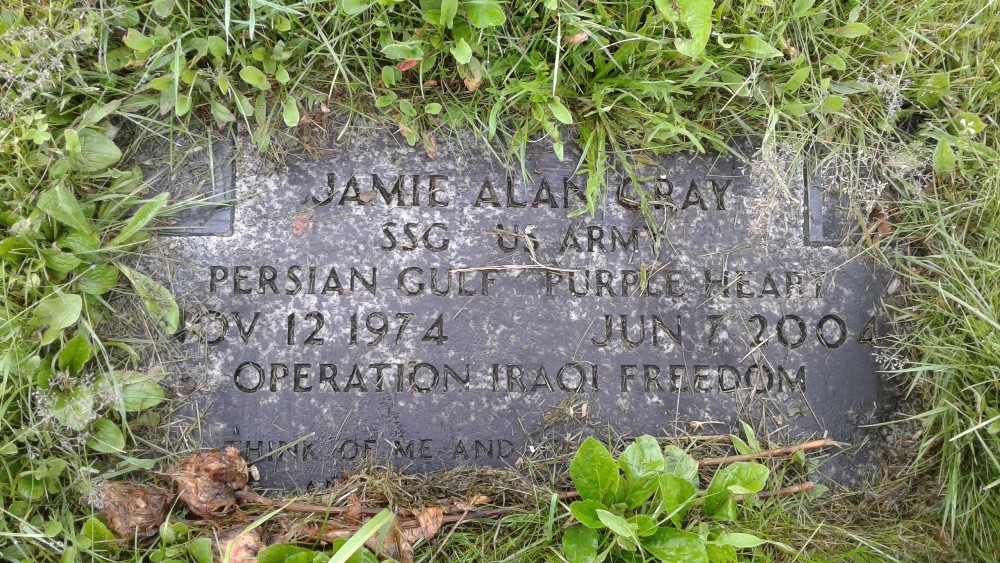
[1,0,997,560]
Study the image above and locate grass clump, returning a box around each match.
[1,0,999,560]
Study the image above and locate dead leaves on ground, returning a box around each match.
[92,447,249,539]
[169,446,250,518]
[213,526,265,563]
[90,481,172,539]
[92,447,491,560]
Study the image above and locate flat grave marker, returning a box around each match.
[150,128,891,489]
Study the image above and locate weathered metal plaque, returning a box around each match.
[155,129,890,489]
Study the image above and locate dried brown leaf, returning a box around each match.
[344,494,362,523]
[396,59,420,72]
[566,31,588,45]
[91,481,173,539]
[404,506,443,543]
[453,494,491,512]
[170,447,249,518]
[367,522,413,563]
[214,526,265,563]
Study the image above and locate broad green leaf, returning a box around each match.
[64,129,81,154]
[439,0,458,28]
[425,102,442,115]
[933,138,955,175]
[41,247,83,274]
[619,436,664,481]
[917,72,949,106]
[175,94,192,116]
[282,96,300,127]
[110,192,169,247]
[75,129,122,172]
[730,435,753,455]
[822,95,846,112]
[659,474,697,527]
[82,517,116,544]
[87,418,125,453]
[342,0,372,16]
[562,526,599,563]
[705,542,737,563]
[118,265,179,334]
[663,445,699,487]
[382,41,424,60]
[381,65,396,86]
[210,100,236,124]
[570,437,621,504]
[58,333,92,374]
[829,81,870,94]
[822,53,846,70]
[596,510,636,539]
[258,544,320,563]
[569,499,606,529]
[77,264,120,296]
[0,442,17,456]
[464,0,506,28]
[791,0,814,17]
[641,528,708,563]
[239,65,270,90]
[122,379,165,412]
[622,474,659,509]
[628,514,658,537]
[275,65,290,84]
[547,98,573,124]
[398,99,416,117]
[189,538,214,563]
[783,67,810,92]
[704,462,768,519]
[831,22,871,38]
[152,0,174,17]
[17,474,44,500]
[38,184,90,233]
[150,74,174,91]
[741,36,783,59]
[123,28,154,52]
[32,291,82,345]
[235,91,255,117]
[716,532,765,549]
[654,0,678,20]
[207,36,227,59]
[674,0,714,58]
[718,69,750,97]
[451,38,473,64]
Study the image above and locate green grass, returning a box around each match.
[2,0,999,560]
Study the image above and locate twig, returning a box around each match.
[235,490,383,517]
[743,481,816,500]
[697,438,843,467]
